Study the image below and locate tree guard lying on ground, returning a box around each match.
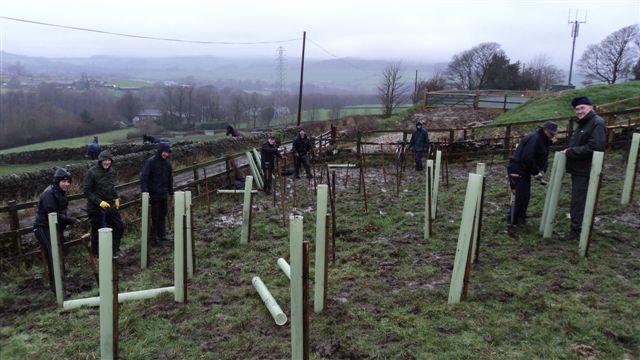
[541,152,566,239]
[448,173,482,304]
[277,258,291,280]
[61,192,191,310]
[579,151,604,257]
[621,133,639,205]
[252,276,287,326]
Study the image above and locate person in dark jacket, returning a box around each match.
[507,121,557,225]
[140,142,174,245]
[562,96,606,239]
[408,122,429,171]
[33,168,77,293]
[86,136,100,160]
[292,129,313,179]
[84,150,124,256]
[260,135,282,195]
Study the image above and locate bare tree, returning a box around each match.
[526,54,565,90]
[115,91,143,123]
[416,71,448,99]
[377,62,409,117]
[577,24,639,84]
[445,42,504,90]
[246,92,261,129]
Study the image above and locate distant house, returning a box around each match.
[274,106,290,118]
[133,109,162,124]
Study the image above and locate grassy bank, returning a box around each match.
[493,81,640,124]
[0,129,134,155]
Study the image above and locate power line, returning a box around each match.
[306,37,371,73]
[0,16,301,45]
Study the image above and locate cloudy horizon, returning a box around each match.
[1,0,638,70]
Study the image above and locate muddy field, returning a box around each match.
[1,150,639,359]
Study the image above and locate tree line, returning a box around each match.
[378,24,639,117]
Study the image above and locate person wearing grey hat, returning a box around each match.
[562,96,606,239]
[141,142,174,245]
[84,150,125,256]
[408,121,429,171]
[506,121,557,225]
[33,168,77,294]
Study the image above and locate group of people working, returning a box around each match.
[409,96,606,239]
[32,97,605,295]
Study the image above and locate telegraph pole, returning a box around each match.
[296,31,306,127]
[567,10,587,86]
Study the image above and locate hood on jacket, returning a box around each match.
[157,141,172,155]
[98,150,113,168]
[53,167,71,183]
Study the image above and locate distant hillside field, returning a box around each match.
[493,81,640,124]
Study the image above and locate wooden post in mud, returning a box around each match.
[203,168,211,214]
[380,143,388,185]
[359,154,368,212]
[432,150,442,219]
[330,171,337,262]
[280,159,287,226]
[448,174,482,304]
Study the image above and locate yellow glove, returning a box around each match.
[115,198,121,209]
[99,201,111,209]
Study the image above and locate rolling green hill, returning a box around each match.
[493,81,640,124]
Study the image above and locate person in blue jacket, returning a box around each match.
[140,142,174,245]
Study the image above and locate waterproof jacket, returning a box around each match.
[140,150,174,199]
[508,128,553,176]
[409,128,429,152]
[34,183,75,229]
[84,154,119,215]
[292,135,312,157]
[260,141,282,166]
[566,111,606,176]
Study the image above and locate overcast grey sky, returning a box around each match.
[1,0,638,69]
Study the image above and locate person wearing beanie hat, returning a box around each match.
[140,141,174,245]
[33,167,77,294]
[408,121,429,171]
[562,96,606,239]
[260,134,283,195]
[506,122,556,225]
[84,150,124,256]
[292,129,313,180]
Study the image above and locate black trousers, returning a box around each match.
[34,226,56,293]
[262,161,274,194]
[414,150,424,170]
[294,154,312,178]
[89,210,124,256]
[570,174,589,234]
[508,171,531,225]
[150,197,168,241]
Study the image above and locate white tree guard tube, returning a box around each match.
[432,150,442,219]
[174,191,186,303]
[471,163,485,262]
[99,228,114,359]
[141,192,150,269]
[277,258,291,280]
[621,133,639,205]
[579,151,604,257]
[241,176,253,244]
[48,213,64,307]
[185,191,193,278]
[289,215,304,360]
[314,185,328,313]
[252,276,287,326]
[543,152,566,238]
[539,152,560,234]
[424,160,433,240]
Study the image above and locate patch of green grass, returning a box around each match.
[1,151,638,358]
[0,128,135,155]
[493,81,640,124]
